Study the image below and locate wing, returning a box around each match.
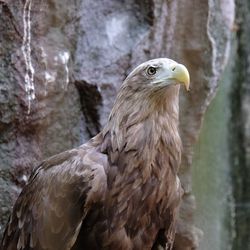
[1,144,107,250]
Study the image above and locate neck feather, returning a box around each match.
[101,85,180,158]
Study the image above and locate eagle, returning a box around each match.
[1,58,190,250]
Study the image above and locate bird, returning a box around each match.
[1,58,190,250]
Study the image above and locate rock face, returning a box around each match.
[0,0,234,248]
[230,0,250,249]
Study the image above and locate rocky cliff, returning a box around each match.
[0,0,235,249]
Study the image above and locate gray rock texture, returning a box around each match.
[0,0,235,249]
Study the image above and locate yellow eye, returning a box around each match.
[147,66,157,75]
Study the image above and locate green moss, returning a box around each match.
[192,58,234,250]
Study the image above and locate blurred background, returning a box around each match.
[0,0,249,249]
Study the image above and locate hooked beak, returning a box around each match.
[170,64,190,91]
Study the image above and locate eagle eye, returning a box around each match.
[147,66,157,76]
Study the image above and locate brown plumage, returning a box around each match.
[1,58,190,250]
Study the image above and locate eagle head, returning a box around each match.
[125,58,190,91]
[107,58,190,135]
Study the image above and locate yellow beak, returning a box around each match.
[171,64,190,91]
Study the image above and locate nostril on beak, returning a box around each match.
[172,67,176,71]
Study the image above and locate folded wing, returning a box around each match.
[1,145,107,250]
